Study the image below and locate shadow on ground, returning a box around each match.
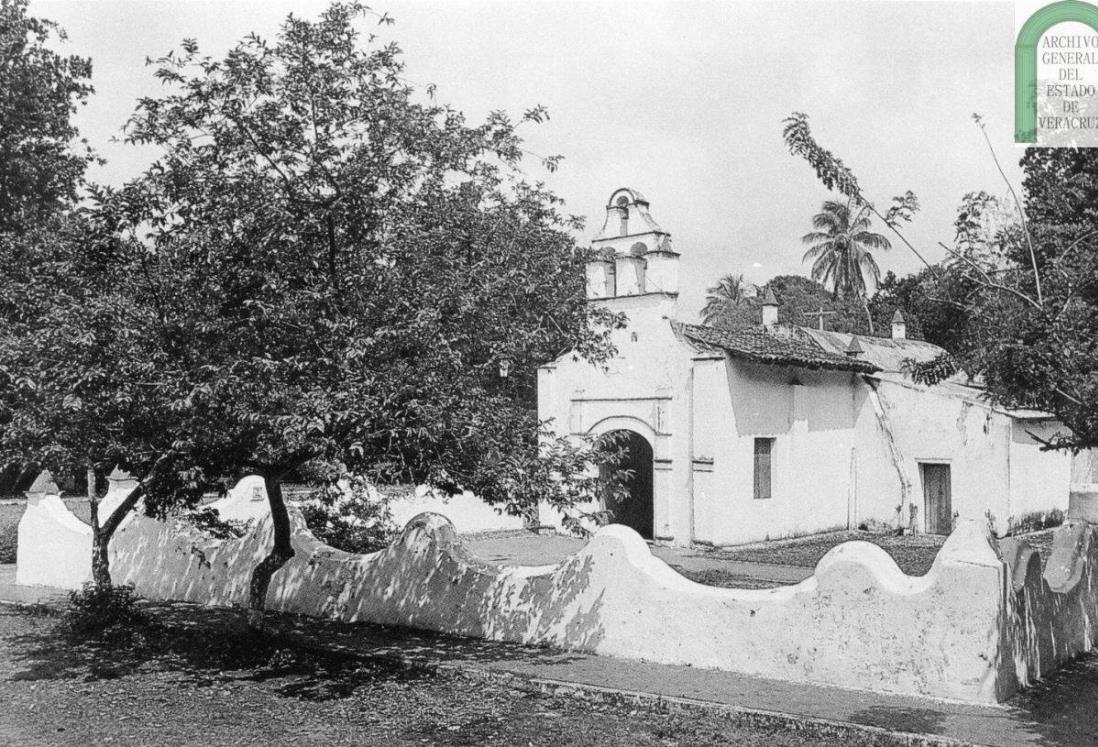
[846,705,947,739]
[4,601,590,705]
[1003,652,1098,747]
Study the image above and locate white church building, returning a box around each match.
[537,188,1079,546]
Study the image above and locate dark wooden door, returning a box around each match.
[921,463,952,534]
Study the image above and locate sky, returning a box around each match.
[33,0,1023,320]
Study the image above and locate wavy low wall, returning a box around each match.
[16,494,93,589]
[109,507,1020,703]
[1001,522,1098,687]
[19,483,1098,704]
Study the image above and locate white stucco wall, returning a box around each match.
[540,313,1075,545]
[539,292,693,544]
[385,487,528,534]
[107,508,1020,703]
[206,477,528,535]
[19,475,1098,703]
[16,492,93,589]
[1000,521,1098,686]
[693,360,869,545]
[207,475,270,522]
[872,379,1070,534]
[1009,420,1072,521]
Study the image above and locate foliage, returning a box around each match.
[1006,508,1065,537]
[0,0,96,233]
[951,191,1018,271]
[800,199,891,334]
[1,3,623,597]
[300,475,397,554]
[782,113,862,200]
[1020,146,1098,233]
[764,274,869,334]
[700,273,753,328]
[867,268,975,350]
[903,351,959,386]
[942,148,1098,449]
[183,507,249,539]
[800,199,891,299]
[105,1,623,503]
[62,582,151,639]
[783,111,1098,450]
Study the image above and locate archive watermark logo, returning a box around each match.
[1016,0,1098,145]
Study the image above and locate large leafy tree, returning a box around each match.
[0,0,98,494]
[784,111,1098,451]
[800,199,891,333]
[0,2,229,586]
[91,2,624,617]
[0,0,94,233]
[0,208,201,586]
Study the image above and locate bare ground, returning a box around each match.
[0,605,901,747]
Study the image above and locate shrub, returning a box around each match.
[62,582,151,639]
[184,506,249,539]
[300,474,397,554]
[857,518,898,534]
[1007,508,1065,536]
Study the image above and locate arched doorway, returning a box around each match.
[599,429,654,539]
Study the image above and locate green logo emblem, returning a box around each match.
[1016,0,1098,142]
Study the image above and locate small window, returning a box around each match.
[754,438,774,500]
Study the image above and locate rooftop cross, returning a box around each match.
[804,306,837,331]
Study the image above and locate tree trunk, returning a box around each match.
[862,299,875,335]
[84,454,166,590]
[91,527,111,587]
[247,477,295,628]
[88,496,112,588]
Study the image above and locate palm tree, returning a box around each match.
[702,273,749,326]
[801,199,891,334]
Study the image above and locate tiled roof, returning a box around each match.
[800,328,945,373]
[680,324,880,373]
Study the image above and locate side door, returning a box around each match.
[920,463,952,534]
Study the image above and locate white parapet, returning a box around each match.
[207,475,270,523]
[16,490,92,590]
[107,510,1026,703]
[209,478,528,535]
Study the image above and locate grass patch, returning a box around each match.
[709,531,948,576]
[675,568,787,589]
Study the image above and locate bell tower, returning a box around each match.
[585,188,680,301]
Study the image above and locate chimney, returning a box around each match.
[891,310,907,340]
[845,335,865,358]
[760,288,779,328]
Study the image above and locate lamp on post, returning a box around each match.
[498,358,512,379]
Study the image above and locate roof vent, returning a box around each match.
[845,335,866,357]
[760,288,779,328]
[891,310,907,340]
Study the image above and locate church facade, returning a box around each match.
[537,188,1078,546]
